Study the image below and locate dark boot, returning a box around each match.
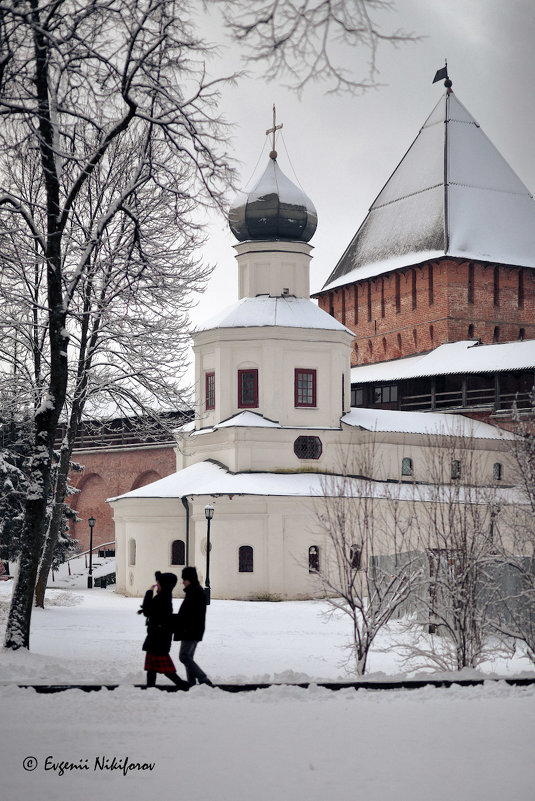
[146,670,157,688]
[165,672,190,691]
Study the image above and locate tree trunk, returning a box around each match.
[34,440,73,608]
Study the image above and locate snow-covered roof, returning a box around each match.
[320,92,535,293]
[351,339,535,384]
[107,459,515,504]
[342,407,515,440]
[196,295,353,334]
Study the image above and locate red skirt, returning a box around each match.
[144,653,176,673]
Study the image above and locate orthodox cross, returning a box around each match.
[266,104,283,159]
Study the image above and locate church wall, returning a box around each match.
[317,260,535,367]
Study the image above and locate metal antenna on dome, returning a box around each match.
[266,104,283,160]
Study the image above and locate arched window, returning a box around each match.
[397,333,402,352]
[382,337,387,354]
[412,328,417,347]
[350,544,362,570]
[171,539,185,566]
[401,457,413,477]
[430,324,434,343]
[308,546,320,573]
[128,538,136,566]
[468,324,474,338]
[519,328,526,341]
[238,545,254,573]
[493,326,500,342]
[493,462,503,482]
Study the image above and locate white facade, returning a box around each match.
[109,155,517,599]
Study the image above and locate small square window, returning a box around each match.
[295,369,316,407]
[205,372,215,411]
[238,369,258,408]
[493,462,503,481]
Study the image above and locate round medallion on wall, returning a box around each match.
[294,435,322,460]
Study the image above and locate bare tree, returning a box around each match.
[404,435,514,672]
[219,0,419,93]
[312,442,423,675]
[0,0,234,649]
[33,131,211,607]
[488,410,535,662]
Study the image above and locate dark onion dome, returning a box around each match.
[229,156,317,243]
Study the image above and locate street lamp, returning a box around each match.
[88,515,96,588]
[204,503,214,605]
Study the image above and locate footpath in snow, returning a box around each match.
[0,582,534,801]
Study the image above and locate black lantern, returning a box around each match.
[204,504,214,605]
[88,515,96,589]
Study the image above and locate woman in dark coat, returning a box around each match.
[140,571,189,689]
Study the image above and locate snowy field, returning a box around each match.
[0,581,534,801]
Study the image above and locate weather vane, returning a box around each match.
[266,104,283,160]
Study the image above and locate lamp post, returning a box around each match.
[204,503,214,605]
[88,515,96,588]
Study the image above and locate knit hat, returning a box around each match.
[181,566,199,584]
[155,571,178,592]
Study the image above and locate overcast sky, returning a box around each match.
[188,0,535,336]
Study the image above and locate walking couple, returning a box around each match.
[140,566,213,690]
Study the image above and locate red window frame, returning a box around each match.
[238,369,258,408]
[295,369,317,407]
[205,372,215,411]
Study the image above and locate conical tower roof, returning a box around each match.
[322,91,535,292]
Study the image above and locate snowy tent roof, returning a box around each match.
[350,339,535,384]
[342,406,515,440]
[320,91,535,293]
[196,295,353,334]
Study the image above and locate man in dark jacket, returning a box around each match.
[175,566,213,687]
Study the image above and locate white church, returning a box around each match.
[109,99,518,600]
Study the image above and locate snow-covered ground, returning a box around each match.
[0,581,534,801]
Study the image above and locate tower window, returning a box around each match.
[519,328,526,341]
[350,544,362,570]
[468,324,474,338]
[171,539,185,566]
[468,263,474,304]
[493,267,500,306]
[329,292,334,317]
[381,278,385,317]
[518,269,525,309]
[493,462,503,481]
[238,369,258,408]
[295,369,317,407]
[308,545,320,573]
[367,282,372,322]
[395,273,401,313]
[411,270,417,310]
[428,263,434,305]
[205,372,215,411]
[493,326,500,343]
[294,436,322,460]
[238,545,254,573]
[401,457,413,477]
